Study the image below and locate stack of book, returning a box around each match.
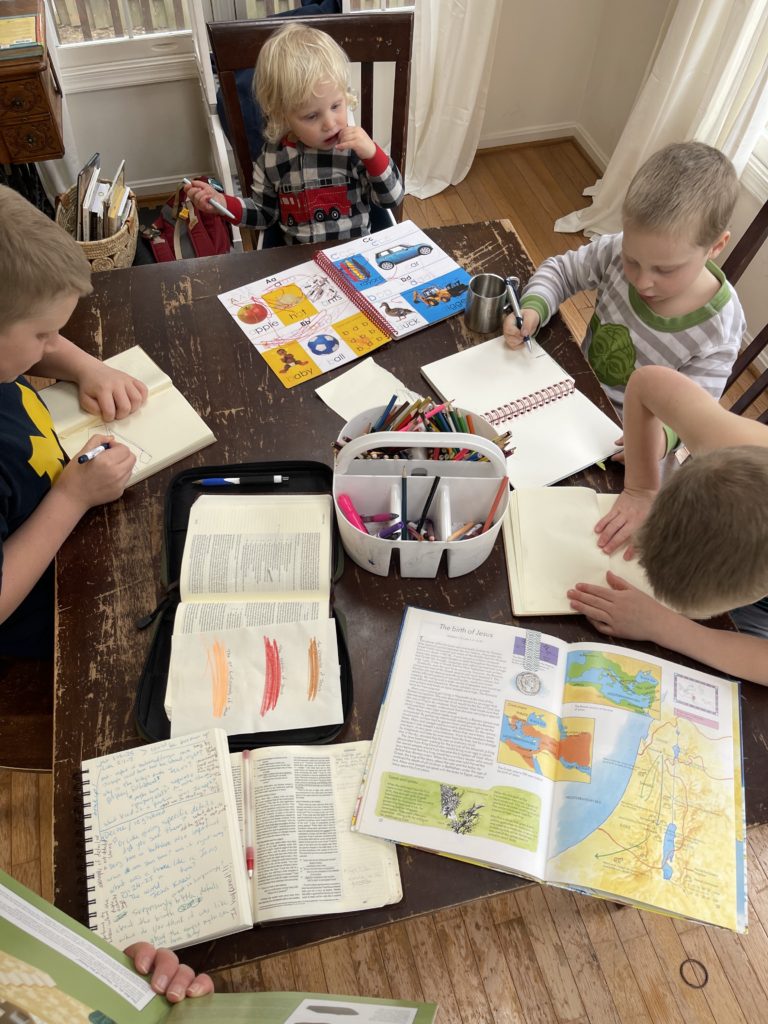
[0,11,43,62]
[75,154,131,241]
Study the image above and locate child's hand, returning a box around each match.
[124,942,214,1003]
[78,364,147,422]
[334,126,376,160]
[567,571,675,642]
[184,179,227,217]
[594,487,655,558]
[610,433,625,465]
[503,308,539,349]
[57,435,135,511]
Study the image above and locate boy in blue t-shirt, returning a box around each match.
[0,185,147,657]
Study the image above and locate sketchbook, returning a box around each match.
[503,487,656,615]
[165,493,343,738]
[420,335,621,488]
[218,220,471,388]
[1,869,431,1023]
[353,607,747,933]
[42,346,215,485]
[81,729,402,952]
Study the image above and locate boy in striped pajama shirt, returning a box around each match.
[504,142,745,459]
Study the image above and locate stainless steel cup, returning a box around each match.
[464,273,513,333]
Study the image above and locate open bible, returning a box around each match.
[353,607,746,932]
[166,493,343,737]
[81,729,402,952]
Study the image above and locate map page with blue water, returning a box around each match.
[353,609,746,933]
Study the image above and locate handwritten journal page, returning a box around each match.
[229,741,402,924]
[42,346,215,485]
[81,729,252,951]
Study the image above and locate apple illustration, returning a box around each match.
[237,301,269,324]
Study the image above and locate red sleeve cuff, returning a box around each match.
[224,194,244,220]
[363,144,391,177]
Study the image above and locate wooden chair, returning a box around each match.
[207,11,413,247]
[721,197,768,422]
[0,658,53,772]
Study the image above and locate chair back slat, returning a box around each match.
[208,11,413,225]
[722,197,768,284]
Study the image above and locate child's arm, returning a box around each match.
[0,435,134,625]
[336,129,404,209]
[185,157,280,230]
[503,234,616,347]
[596,366,767,554]
[124,942,214,1002]
[567,571,768,685]
[31,336,147,422]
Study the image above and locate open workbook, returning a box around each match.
[0,869,432,1024]
[81,729,402,952]
[421,335,621,487]
[353,607,746,932]
[42,346,215,484]
[503,486,656,614]
[218,220,471,388]
[166,493,343,737]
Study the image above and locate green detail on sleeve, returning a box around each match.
[587,321,637,386]
[520,293,550,329]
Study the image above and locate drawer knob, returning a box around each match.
[11,97,24,110]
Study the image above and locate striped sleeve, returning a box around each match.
[521,234,621,327]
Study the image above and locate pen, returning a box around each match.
[506,277,532,354]
[197,475,290,486]
[416,475,441,534]
[361,512,398,523]
[182,177,237,221]
[78,442,110,464]
[242,750,255,880]
[379,520,403,539]
[401,467,408,540]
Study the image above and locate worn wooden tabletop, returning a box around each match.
[52,220,768,974]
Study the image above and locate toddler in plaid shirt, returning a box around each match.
[185,22,403,245]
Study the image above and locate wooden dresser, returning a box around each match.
[0,0,64,163]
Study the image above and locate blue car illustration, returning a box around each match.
[375,242,433,270]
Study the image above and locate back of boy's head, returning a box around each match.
[622,142,738,248]
[0,184,91,329]
[636,447,768,617]
[254,22,355,144]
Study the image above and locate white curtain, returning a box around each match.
[556,0,768,236]
[36,2,81,202]
[406,0,502,200]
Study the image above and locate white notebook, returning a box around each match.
[42,346,215,484]
[503,487,655,615]
[420,336,621,488]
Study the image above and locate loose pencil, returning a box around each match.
[481,476,509,533]
[416,475,441,534]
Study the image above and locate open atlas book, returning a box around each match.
[1,868,432,1023]
[353,607,747,932]
[42,346,215,484]
[218,221,470,388]
[82,730,402,952]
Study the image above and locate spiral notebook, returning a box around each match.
[218,221,471,388]
[421,335,621,488]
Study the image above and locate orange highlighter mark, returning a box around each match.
[206,639,230,717]
[307,637,320,701]
[260,636,281,716]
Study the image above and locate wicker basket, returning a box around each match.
[55,183,138,271]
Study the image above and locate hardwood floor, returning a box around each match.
[3,140,766,1022]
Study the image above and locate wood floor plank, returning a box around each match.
[376,921,426,1002]
[348,930,391,999]
[638,915,717,1024]
[432,905,494,1024]
[290,943,327,993]
[213,961,265,993]
[260,951,296,992]
[515,884,586,1022]
[405,914,464,1024]
[705,925,768,1023]
[319,936,360,996]
[495,912,559,1024]
[673,923,747,1024]
[38,773,52,903]
[11,771,40,889]
[616,931,682,1024]
[459,897,528,1024]
[0,770,11,872]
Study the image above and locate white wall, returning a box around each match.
[480,0,670,169]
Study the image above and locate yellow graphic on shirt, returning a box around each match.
[18,381,65,484]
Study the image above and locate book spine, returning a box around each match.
[485,379,576,426]
[81,768,99,931]
[313,249,395,339]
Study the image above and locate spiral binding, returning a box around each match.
[313,250,395,339]
[81,767,99,931]
[485,378,575,425]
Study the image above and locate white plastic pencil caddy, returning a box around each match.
[333,430,509,578]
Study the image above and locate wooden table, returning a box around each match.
[52,220,767,974]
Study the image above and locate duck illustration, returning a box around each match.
[380,300,412,320]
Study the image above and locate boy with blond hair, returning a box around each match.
[504,142,744,457]
[0,185,146,657]
[185,21,403,244]
[567,365,768,685]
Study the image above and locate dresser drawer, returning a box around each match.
[0,114,63,161]
[0,76,48,121]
